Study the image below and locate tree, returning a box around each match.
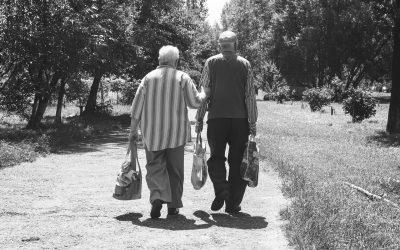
[387,0,400,133]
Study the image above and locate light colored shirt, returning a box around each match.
[195,54,258,125]
[131,65,205,151]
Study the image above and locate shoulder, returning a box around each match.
[144,68,160,80]
[176,70,192,86]
[206,54,223,64]
[177,70,190,80]
[237,56,251,67]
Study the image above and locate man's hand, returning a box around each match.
[249,123,256,137]
[195,121,203,134]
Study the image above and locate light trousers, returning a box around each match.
[144,145,184,208]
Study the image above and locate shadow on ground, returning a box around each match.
[366,130,400,147]
[115,210,268,231]
[56,129,132,154]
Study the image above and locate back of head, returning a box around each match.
[218,31,238,53]
[158,45,180,65]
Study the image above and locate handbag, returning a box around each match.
[112,140,142,200]
[191,133,208,190]
[240,135,259,187]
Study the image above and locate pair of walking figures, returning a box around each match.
[123,31,258,219]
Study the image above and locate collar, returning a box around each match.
[157,64,176,69]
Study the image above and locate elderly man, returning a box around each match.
[195,31,258,213]
[129,45,208,219]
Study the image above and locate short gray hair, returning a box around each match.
[158,45,179,64]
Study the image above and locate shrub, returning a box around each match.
[330,76,346,102]
[0,141,37,168]
[302,87,332,112]
[342,88,376,122]
[274,84,291,103]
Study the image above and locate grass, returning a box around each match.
[257,100,400,249]
[0,104,131,168]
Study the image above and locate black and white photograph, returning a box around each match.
[1,0,400,249]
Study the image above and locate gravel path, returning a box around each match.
[0,111,292,250]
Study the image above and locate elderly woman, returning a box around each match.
[129,45,208,219]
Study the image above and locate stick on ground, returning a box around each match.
[344,182,400,209]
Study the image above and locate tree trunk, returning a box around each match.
[26,71,62,129]
[387,2,400,133]
[55,77,67,124]
[84,70,103,115]
[27,94,40,129]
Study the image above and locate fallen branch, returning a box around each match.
[343,182,400,209]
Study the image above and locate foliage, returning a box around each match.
[274,85,291,103]
[342,88,377,122]
[221,0,393,88]
[302,87,332,112]
[120,80,140,105]
[329,76,346,102]
[65,75,91,104]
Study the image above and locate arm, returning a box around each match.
[245,63,258,136]
[183,76,207,109]
[195,60,211,133]
[129,79,145,141]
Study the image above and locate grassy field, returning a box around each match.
[257,100,400,249]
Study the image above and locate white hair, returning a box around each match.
[158,45,179,64]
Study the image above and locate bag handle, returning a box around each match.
[196,133,206,152]
[126,140,141,172]
[196,132,202,146]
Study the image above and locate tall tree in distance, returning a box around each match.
[387,0,400,133]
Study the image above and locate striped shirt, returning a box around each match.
[130,65,205,151]
[195,54,258,125]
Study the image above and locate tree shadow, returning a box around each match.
[366,130,400,147]
[115,210,268,231]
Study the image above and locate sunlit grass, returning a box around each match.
[258,100,400,249]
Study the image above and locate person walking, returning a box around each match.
[195,31,258,214]
[129,45,208,219]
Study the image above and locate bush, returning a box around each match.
[274,84,291,103]
[342,88,376,122]
[0,141,37,168]
[330,76,346,102]
[302,87,332,112]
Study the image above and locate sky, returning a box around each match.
[206,0,231,26]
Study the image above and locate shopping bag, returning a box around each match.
[191,133,208,190]
[112,140,142,200]
[240,135,259,187]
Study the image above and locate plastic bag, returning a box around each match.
[191,133,208,190]
[113,140,142,200]
[240,136,259,187]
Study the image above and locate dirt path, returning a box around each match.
[0,111,292,250]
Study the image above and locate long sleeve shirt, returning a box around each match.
[195,54,258,126]
[131,65,206,151]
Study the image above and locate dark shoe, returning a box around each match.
[150,199,163,219]
[167,208,179,215]
[211,197,225,211]
[225,205,241,214]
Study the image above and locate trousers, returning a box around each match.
[144,145,184,208]
[206,118,249,208]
